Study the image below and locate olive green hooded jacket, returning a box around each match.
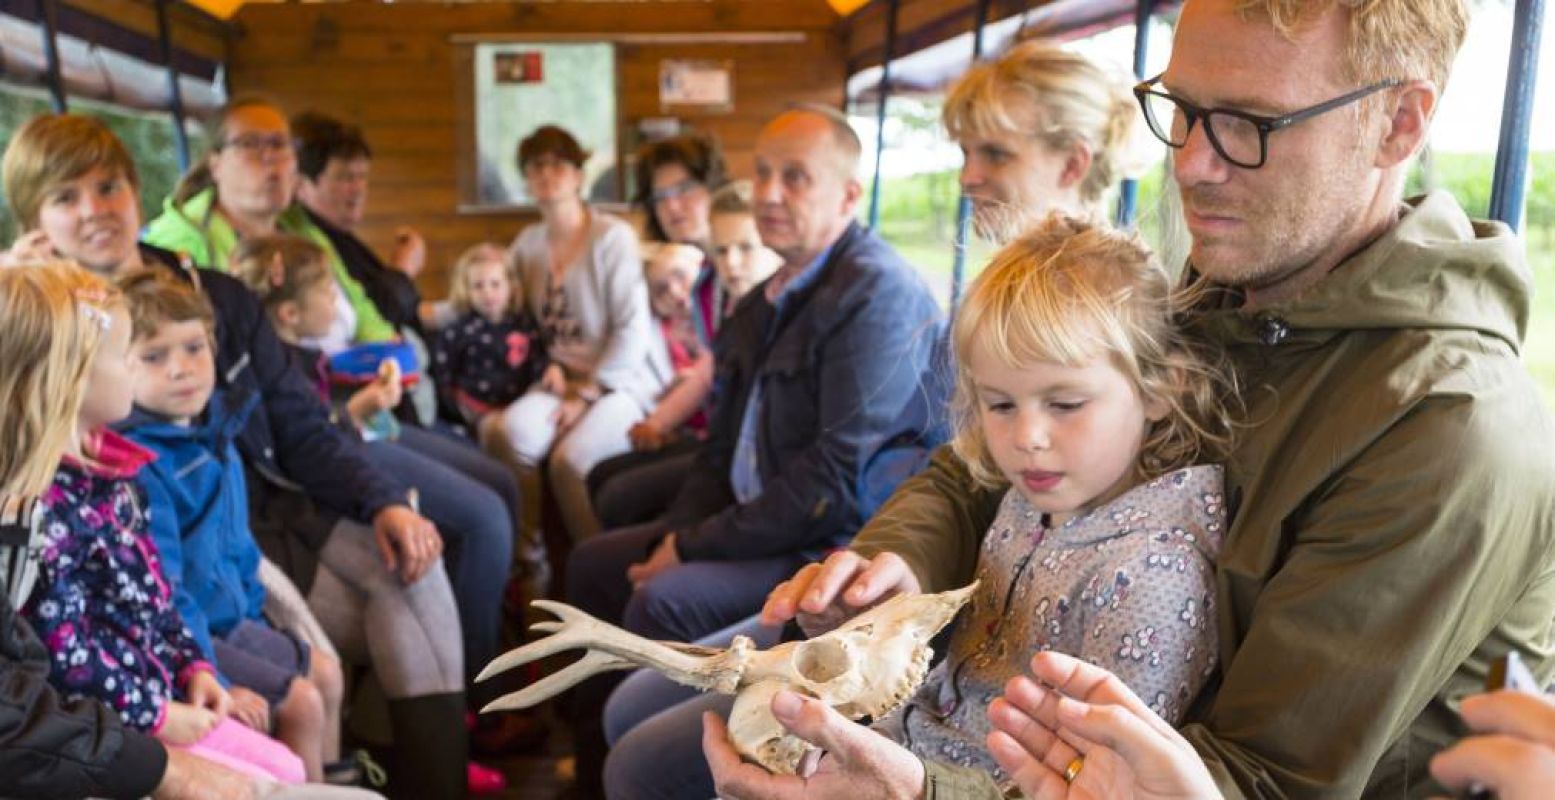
[862,192,1555,799]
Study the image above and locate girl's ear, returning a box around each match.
[273,300,301,330]
[1142,391,1170,423]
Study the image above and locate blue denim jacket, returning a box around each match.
[669,222,947,561]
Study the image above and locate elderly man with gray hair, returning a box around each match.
[559,105,945,797]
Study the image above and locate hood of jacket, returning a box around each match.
[116,387,259,460]
[1192,190,1528,354]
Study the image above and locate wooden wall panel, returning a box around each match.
[228,0,846,298]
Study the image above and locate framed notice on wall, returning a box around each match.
[659,59,733,113]
[462,41,620,210]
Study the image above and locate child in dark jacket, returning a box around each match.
[114,269,344,783]
[16,261,302,784]
[430,242,546,428]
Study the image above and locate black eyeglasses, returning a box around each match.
[1133,74,1401,169]
[220,133,299,160]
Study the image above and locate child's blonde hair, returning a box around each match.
[0,262,124,498]
[233,234,332,314]
[447,243,521,316]
[951,215,1237,488]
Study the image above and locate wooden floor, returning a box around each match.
[489,705,574,799]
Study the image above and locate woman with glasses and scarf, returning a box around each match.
[582,134,731,532]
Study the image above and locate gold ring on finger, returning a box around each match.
[1063,756,1084,784]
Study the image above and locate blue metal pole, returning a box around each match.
[868,0,900,230]
[948,0,994,313]
[37,0,67,112]
[1488,0,1545,232]
[1116,0,1156,228]
[155,0,192,172]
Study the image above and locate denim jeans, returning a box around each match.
[564,520,807,795]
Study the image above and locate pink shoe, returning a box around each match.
[468,761,508,795]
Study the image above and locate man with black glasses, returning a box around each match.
[722,1,1555,798]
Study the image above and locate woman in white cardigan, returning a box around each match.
[482,125,670,546]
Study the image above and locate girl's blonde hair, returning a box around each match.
[0,262,123,498]
[233,234,332,313]
[943,39,1137,215]
[951,215,1237,489]
[447,242,522,316]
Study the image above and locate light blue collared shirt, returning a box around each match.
[729,245,833,504]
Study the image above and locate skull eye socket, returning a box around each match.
[794,638,850,683]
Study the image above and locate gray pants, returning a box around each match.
[304,520,463,699]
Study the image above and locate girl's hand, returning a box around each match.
[1,230,60,268]
[159,701,219,746]
[985,651,1220,800]
[228,686,271,732]
[552,395,588,433]
[759,551,921,635]
[184,670,231,720]
[539,364,568,396]
[346,382,399,428]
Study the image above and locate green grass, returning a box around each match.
[1524,228,1555,411]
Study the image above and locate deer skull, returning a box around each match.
[476,583,977,773]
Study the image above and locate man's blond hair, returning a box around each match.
[1237,0,1468,91]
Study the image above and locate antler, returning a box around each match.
[476,599,749,713]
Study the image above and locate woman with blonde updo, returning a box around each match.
[944,39,1139,240]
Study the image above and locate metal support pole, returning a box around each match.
[1116,0,1155,228]
[155,0,192,172]
[867,0,900,230]
[1488,0,1545,232]
[37,0,67,112]
[948,0,994,313]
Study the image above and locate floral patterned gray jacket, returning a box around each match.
[877,464,1224,783]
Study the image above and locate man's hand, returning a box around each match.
[627,532,681,589]
[760,550,921,635]
[1431,689,1555,800]
[628,420,670,452]
[158,701,218,746]
[389,226,427,278]
[702,690,924,800]
[228,686,271,732]
[183,671,231,721]
[153,748,260,800]
[984,651,1220,800]
[373,504,443,583]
